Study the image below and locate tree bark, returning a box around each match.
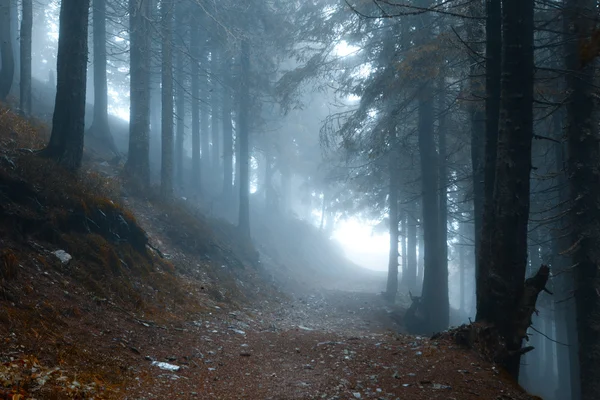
[237,39,251,239]
[175,12,185,189]
[89,0,118,156]
[405,202,418,293]
[476,0,502,322]
[40,0,90,171]
[438,74,449,295]
[386,146,399,302]
[160,0,174,198]
[221,54,234,201]
[564,1,600,398]
[19,0,32,115]
[125,0,151,187]
[210,46,221,178]
[476,0,535,379]
[190,13,201,194]
[0,0,14,101]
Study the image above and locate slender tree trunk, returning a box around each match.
[438,74,448,291]
[237,39,251,239]
[467,1,486,282]
[0,0,14,100]
[405,202,418,293]
[19,0,32,115]
[459,220,466,312]
[221,55,234,201]
[564,1,600,398]
[386,147,399,302]
[552,114,580,400]
[175,17,185,189]
[190,15,201,194]
[476,0,535,379]
[160,0,174,198]
[400,210,407,288]
[210,46,221,178]
[200,46,210,185]
[89,0,118,155]
[125,0,151,187]
[40,0,90,171]
[476,0,502,320]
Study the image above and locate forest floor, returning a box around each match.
[0,104,539,399]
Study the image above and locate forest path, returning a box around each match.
[115,191,532,399]
[122,286,533,400]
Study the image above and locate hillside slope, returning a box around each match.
[0,105,539,399]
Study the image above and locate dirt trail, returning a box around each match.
[115,198,534,399]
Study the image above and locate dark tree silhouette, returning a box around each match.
[40,0,90,171]
[19,0,32,115]
[0,0,14,101]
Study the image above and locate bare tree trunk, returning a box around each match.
[386,147,399,302]
[190,13,201,194]
[19,0,32,115]
[221,54,234,201]
[89,0,118,156]
[160,0,174,198]
[405,202,418,293]
[564,1,600,398]
[0,0,14,100]
[210,46,221,179]
[175,14,185,189]
[125,0,151,187]
[237,39,251,239]
[476,0,535,379]
[476,0,502,320]
[40,0,90,171]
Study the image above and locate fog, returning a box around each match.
[2,0,592,398]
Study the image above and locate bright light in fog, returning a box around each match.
[334,41,359,57]
[333,219,389,272]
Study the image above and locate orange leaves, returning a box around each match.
[0,249,19,280]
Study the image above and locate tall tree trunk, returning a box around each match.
[221,54,234,201]
[476,0,502,319]
[211,46,221,178]
[237,39,251,238]
[564,1,600,398]
[19,0,32,115]
[467,1,485,282]
[386,147,399,302]
[405,202,418,293]
[0,0,14,100]
[89,0,118,155]
[40,0,90,171]
[438,74,449,292]
[125,0,151,187]
[200,46,210,185]
[459,219,466,313]
[476,0,535,379]
[190,14,201,194]
[175,16,185,189]
[160,0,174,198]
[552,114,580,400]
[400,210,407,288]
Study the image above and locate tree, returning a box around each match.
[238,38,251,238]
[89,0,119,156]
[160,0,174,198]
[125,0,152,187]
[190,11,202,193]
[39,0,91,171]
[0,0,14,101]
[19,0,32,115]
[475,0,536,379]
[564,0,600,398]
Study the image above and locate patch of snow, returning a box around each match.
[53,250,72,265]
[151,361,180,372]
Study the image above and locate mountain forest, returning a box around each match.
[0,0,598,399]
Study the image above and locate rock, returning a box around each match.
[53,250,72,265]
[151,361,180,372]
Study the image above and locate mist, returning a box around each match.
[0,0,594,399]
